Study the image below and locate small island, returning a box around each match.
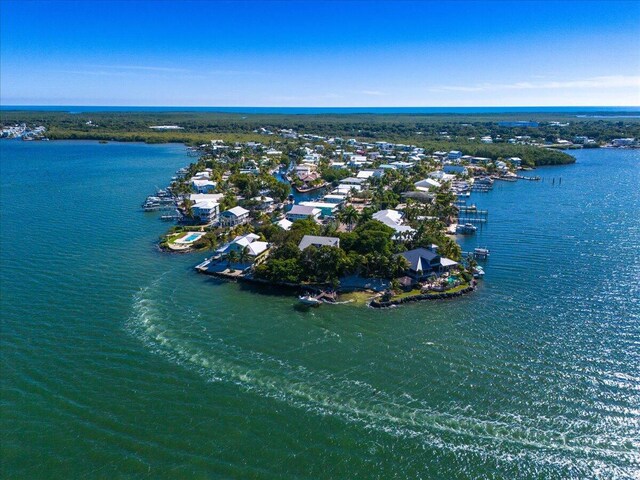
[144,127,577,307]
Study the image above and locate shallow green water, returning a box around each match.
[1,141,638,479]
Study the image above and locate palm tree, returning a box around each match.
[340,206,359,232]
[238,246,251,267]
[226,250,239,270]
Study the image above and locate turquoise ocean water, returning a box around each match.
[1,141,639,478]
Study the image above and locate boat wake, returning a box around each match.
[125,277,639,476]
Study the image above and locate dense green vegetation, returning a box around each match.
[253,203,461,286]
[3,109,639,166]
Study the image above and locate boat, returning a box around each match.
[473,266,485,278]
[299,295,322,306]
[474,247,490,258]
[456,223,477,234]
[142,201,162,211]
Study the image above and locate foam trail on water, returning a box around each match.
[126,280,640,477]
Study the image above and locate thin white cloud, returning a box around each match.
[87,64,190,73]
[360,90,385,96]
[206,69,264,76]
[431,75,640,93]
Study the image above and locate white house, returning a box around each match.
[390,161,414,170]
[356,169,384,180]
[429,170,456,182]
[192,199,220,224]
[322,194,347,204]
[333,184,362,195]
[275,218,293,230]
[217,233,269,263]
[251,195,274,210]
[192,179,217,193]
[414,178,441,191]
[372,209,415,236]
[299,201,338,217]
[220,206,250,227]
[298,235,340,251]
[189,193,224,204]
[340,177,366,186]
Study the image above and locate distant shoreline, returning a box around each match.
[2,105,640,115]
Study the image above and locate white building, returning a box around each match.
[217,233,269,261]
[414,178,441,191]
[192,199,220,224]
[192,179,217,193]
[372,209,415,236]
[220,206,250,227]
[298,235,340,251]
[275,218,293,230]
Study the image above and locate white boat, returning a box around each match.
[456,223,477,234]
[299,295,321,306]
[473,266,485,278]
[474,247,490,258]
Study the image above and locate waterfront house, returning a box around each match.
[333,184,362,195]
[294,164,316,176]
[612,138,635,147]
[220,206,250,227]
[192,199,220,224]
[192,179,217,193]
[251,195,274,210]
[395,247,458,279]
[218,233,269,258]
[286,205,321,221]
[322,194,347,204]
[414,178,441,191]
[507,157,522,168]
[298,235,340,251]
[299,201,339,217]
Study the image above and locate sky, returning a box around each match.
[1,0,639,106]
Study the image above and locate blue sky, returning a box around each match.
[1,0,639,106]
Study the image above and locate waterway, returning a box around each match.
[1,141,638,478]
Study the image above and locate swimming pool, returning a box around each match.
[183,233,202,242]
[175,232,204,244]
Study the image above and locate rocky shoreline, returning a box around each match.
[369,284,476,308]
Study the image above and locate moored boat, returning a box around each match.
[299,295,322,306]
[456,223,477,234]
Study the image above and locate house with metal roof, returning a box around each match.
[298,235,340,251]
[220,206,250,227]
[286,205,321,221]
